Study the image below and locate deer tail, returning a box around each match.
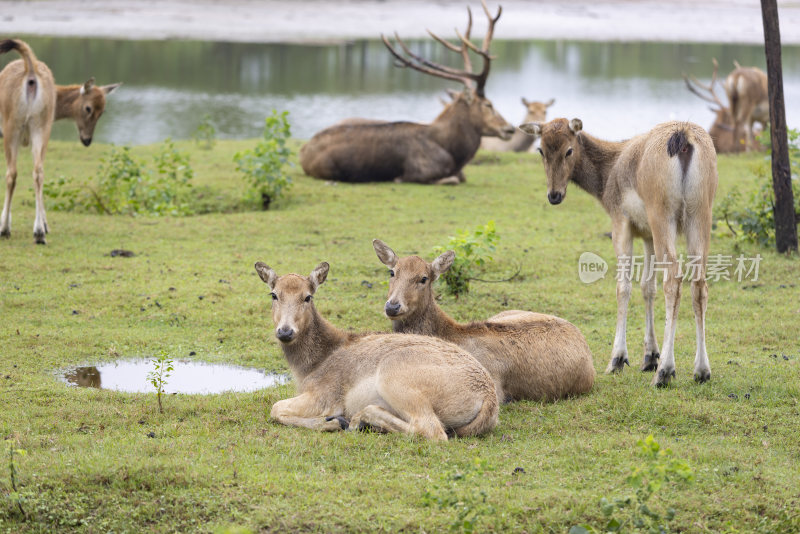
[0,39,37,76]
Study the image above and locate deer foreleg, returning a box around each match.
[269,393,347,432]
[640,239,660,371]
[605,221,634,374]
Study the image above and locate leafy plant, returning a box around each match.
[233,110,293,210]
[3,438,27,519]
[146,351,174,414]
[570,435,694,534]
[432,220,499,297]
[421,457,495,533]
[192,113,217,150]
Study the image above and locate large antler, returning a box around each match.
[682,58,726,110]
[382,0,502,97]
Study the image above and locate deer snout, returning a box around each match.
[548,191,564,205]
[384,300,403,318]
[500,124,516,140]
[81,137,92,147]
[276,326,295,343]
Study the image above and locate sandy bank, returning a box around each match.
[0,0,799,45]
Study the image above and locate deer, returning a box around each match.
[0,38,119,244]
[683,58,760,154]
[519,118,718,387]
[254,261,499,441]
[372,240,595,402]
[724,61,768,152]
[298,1,515,185]
[481,98,555,152]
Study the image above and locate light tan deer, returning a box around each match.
[724,61,768,152]
[299,1,514,185]
[683,59,760,154]
[481,98,555,152]
[254,261,498,441]
[0,38,119,243]
[519,118,718,387]
[372,240,595,402]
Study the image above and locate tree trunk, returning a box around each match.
[761,0,798,253]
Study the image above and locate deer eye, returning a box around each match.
[565,148,573,157]
[389,270,395,277]
[304,295,312,303]
[270,292,278,301]
[419,276,428,284]
[85,106,92,114]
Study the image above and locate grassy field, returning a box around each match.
[1,138,798,533]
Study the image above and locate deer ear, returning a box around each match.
[372,239,398,268]
[80,77,96,96]
[255,262,278,289]
[101,82,122,96]
[545,98,555,107]
[431,250,455,280]
[569,118,583,134]
[309,262,329,292]
[519,122,542,137]
[521,97,530,106]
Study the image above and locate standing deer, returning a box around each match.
[372,240,595,402]
[725,61,768,152]
[254,261,498,441]
[481,98,555,152]
[299,1,515,185]
[0,38,119,243]
[519,118,718,387]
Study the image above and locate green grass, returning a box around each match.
[1,140,798,533]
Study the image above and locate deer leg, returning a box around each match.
[651,219,680,387]
[605,220,634,374]
[368,378,449,440]
[30,126,50,244]
[348,404,444,439]
[640,238,660,371]
[686,218,712,383]
[269,393,346,432]
[1,131,19,238]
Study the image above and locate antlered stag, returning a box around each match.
[520,118,718,387]
[481,98,555,152]
[299,1,514,185]
[255,261,498,441]
[372,240,595,402]
[0,38,119,243]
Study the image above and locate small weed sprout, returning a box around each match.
[433,220,499,297]
[4,438,27,519]
[147,351,174,414]
[422,457,495,533]
[570,435,694,534]
[233,110,293,210]
[192,113,217,150]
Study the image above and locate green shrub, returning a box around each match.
[433,220,499,297]
[421,457,495,533]
[192,113,217,150]
[147,351,174,414]
[233,110,293,210]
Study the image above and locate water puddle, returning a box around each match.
[60,359,288,394]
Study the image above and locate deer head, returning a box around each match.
[519,118,583,204]
[255,262,329,344]
[75,78,121,146]
[521,98,555,125]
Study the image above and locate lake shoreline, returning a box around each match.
[2,0,799,46]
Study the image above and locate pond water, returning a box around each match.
[14,36,800,144]
[60,360,289,394]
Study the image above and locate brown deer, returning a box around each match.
[299,1,515,185]
[254,261,498,441]
[0,38,119,243]
[519,118,718,387]
[725,61,768,152]
[481,98,555,152]
[372,240,595,402]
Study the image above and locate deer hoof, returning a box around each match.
[641,352,660,372]
[694,369,711,383]
[605,354,629,374]
[34,231,46,245]
[325,415,349,430]
[652,367,676,388]
[0,228,10,238]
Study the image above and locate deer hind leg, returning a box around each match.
[650,219,681,387]
[686,217,711,383]
[1,131,19,238]
[361,378,448,440]
[640,238,661,372]
[30,126,50,244]
[605,220,634,374]
[269,393,347,432]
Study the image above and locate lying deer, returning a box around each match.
[372,240,595,402]
[299,1,514,185]
[254,261,498,441]
[481,98,555,153]
[725,61,768,152]
[0,38,119,243]
[683,58,760,153]
[520,118,718,387]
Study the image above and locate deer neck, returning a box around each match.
[391,297,460,341]
[429,101,482,168]
[571,132,625,205]
[280,308,350,383]
[55,85,81,121]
